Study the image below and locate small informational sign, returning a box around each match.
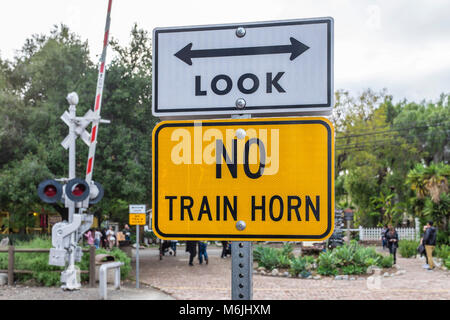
[129,204,147,225]
[152,117,334,241]
[129,214,146,226]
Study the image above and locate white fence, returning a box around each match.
[358,226,419,241]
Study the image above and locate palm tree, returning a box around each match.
[407,163,449,203]
[407,162,450,239]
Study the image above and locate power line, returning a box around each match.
[336,129,450,150]
[335,121,450,140]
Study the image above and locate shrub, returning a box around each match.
[289,256,313,276]
[445,257,450,269]
[434,244,450,260]
[379,255,394,268]
[333,246,353,267]
[0,237,132,286]
[257,247,279,271]
[276,252,291,269]
[253,245,265,263]
[399,240,420,258]
[89,247,131,279]
[281,243,294,259]
[1,237,64,286]
[317,251,338,276]
[317,242,388,275]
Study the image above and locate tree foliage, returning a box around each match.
[0,24,449,234]
[0,24,157,229]
[334,89,449,227]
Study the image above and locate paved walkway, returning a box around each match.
[135,244,450,300]
[1,244,448,300]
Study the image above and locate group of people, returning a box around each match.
[159,240,233,266]
[84,224,132,250]
[381,221,437,270]
[185,241,209,266]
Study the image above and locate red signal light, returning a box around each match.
[71,184,86,197]
[65,178,90,202]
[38,180,63,204]
[44,185,58,197]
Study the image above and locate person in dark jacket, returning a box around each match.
[186,241,198,266]
[385,225,399,265]
[423,221,437,270]
[221,241,230,258]
[381,225,388,250]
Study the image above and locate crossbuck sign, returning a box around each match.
[152,17,334,117]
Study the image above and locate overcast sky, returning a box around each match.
[1,0,449,103]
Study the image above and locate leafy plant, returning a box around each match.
[257,247,279,271]
[445,257,450,269]
[289,256,312,276]
[434,244,450,260]
[91,247,131,279]
[280,243,294,259]
[253,245,265,263]
[398,240,419,258]
[379,255,394,268]
[0,237,132,286]
[317,250,338,276]
[276,253,291,269]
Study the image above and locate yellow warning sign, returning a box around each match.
[152,117,334,241]
[129,213,146,226]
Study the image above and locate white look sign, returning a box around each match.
[129,204,146,214]
[152,17,333,117]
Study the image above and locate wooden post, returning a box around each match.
[89,245,96,287]
[8,246,14,286]
[346,220,350,245]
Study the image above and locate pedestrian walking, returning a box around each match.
[94,228,102,249]
[159,240,171,260]
[84,229,94,247]
[186,241,198,266]
[100,228,108,249]
[423,221,437,270]
[106,226,116,250]
[385,225,399,265]
[221,241,230,258]
[122,224,131,241]
[198,241,209,265]
[170,240,178,256]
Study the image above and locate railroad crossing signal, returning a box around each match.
[37,180,63,203]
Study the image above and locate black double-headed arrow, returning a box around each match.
[175,37,309,66]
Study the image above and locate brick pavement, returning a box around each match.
[135,244,450,300]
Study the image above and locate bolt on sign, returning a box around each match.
[152,117,334,241]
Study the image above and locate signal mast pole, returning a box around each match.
[46,1,113,290]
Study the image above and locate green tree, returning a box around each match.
[334,90,449,227]
[406,162,450,241]
[0,24,158,229]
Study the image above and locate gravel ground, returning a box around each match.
[0,280,174,300]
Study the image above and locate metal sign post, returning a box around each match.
[136,225,139,288]
[231,241,253,300]
[129,204,146,289]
